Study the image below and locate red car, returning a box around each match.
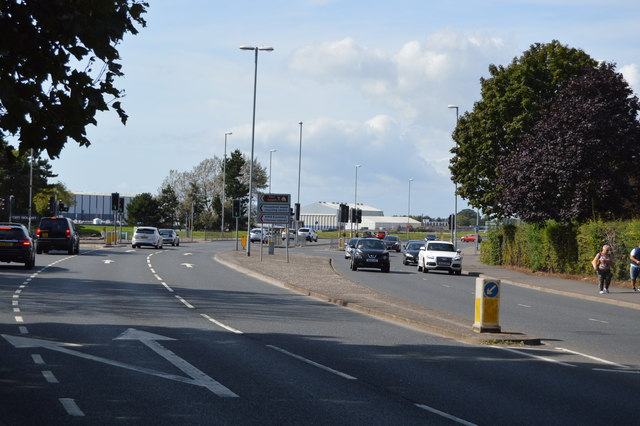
[376,231,387,239]
[460,234,482,243]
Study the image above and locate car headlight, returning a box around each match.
[382,253,389,260]
[426,255,435,260]
[454,255,462,261]
[405,253,414,259]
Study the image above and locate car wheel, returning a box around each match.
[448,270,454,275]
[68,244,74,255]
[176,241,180,247]
[350,261,357,271]
[132,245,136,249]
[403,259,408,265]
[36,247,42,254]
[417,262,422,272]
[455,270,462,275]
[382,264,390,273]
[422,260,428,273]
[24,256,34,270]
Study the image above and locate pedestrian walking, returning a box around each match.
[629,242,640,292]
[592,245,615,294]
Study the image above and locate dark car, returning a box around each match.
[350,238,390,272]
[36,217,79,254]
[359,230,375,238]
[383,235,401,252]
[0,223,36,269]
[402,240,425,265]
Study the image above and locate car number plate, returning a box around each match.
[438,261,449,266]
[0,242,12,247]
[366,258,377,263]
[41,232,48,238]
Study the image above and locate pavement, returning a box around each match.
[215,242,640,346]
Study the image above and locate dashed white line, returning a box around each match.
[555,347,627,368]
[13,308,20,313]
[42,370,59,383]
[589,318,609,324]
[153,274,162,281]
[175,295,195,309]
[32,354,45,365]
[415,404,477,426]
[491,346,576,367]
[15,316,24,323]
[200,314,243,334]
[19,326,28,334]
[518,303,532,308]
[267,345,357,380]
[59,398,85,417]
[161,282,174,292]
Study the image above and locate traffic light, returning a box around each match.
[118,198,125,213]
[58,201,65,212]
[356,208,362,223]
[350,207,356,223]
[232,199,241,218]
[338,203,349,223]
[294,203,300,221]
[111,193,119,211]
[448,214,455,230]
[0,198,4,210]
[48,196,56,214]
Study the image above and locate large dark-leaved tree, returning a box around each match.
[0,0,148,158]
[126,193,160,227]
[450,41,597,218]
[496,62,640,223]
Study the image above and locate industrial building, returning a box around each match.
[300,201,420,231]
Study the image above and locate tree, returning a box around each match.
[0,0,148,158]
[126,193,160,227]
[33,182,74,217]
[157,184,179,228]
[450,41,597,218]
[496,63,640,222]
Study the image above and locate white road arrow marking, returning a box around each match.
[2,332,237,397]
[103,260,115,264]
[115,329,236,397]
[183,253,193,256]
[180,263,194,268]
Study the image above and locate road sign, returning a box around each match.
[257,193,291,225]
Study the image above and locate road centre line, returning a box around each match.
[593,368,640,374]
[161,282,174,292]
[42,370,59,383]
[517,303,532,308]
[200,314,243,334]
[267,345,357,380]
[555,347,627,369]
[59,398,85,417]
[491,346,576,367]
[32,354,45,365]
[415,404,477,426]
[588,318,609,324]
[175,295,195,309]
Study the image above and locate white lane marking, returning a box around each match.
[442,284,451,288]
[42,370,59,383]
[593,368,640,374]
[518,303,532,308]
[19,326,28,334]
[32,354,45,365]
[115,329,238,397]
[555,347,628,369]
[102,260,114,264]
[200,314,243,334]
[180,263,194,268]
[14,289,22,294]
[161,282,174,292]
[13,308,20,313]
[491,346,576,367]
[59,398,85,417]
[15,316,24,323]
[183,253,193,256]
[589,318,609,324]
[153,274,162,281]
[12,300,18,306]
[175,295,195,309]
[415,404,478,425]
[267,345,357,380]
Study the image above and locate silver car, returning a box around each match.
[344,238,359,259]
[132,226,163,249]
[159,229,180,246]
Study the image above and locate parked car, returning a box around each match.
[344,238,359,259]
[376,230,387,239]
[0,223,36,269]
[350,238,390,272]
[402,240,425,265]
[359,230,375,238]
[425,234,439,241]
[36,217,80,255]
[250,228,270,243]
[298,227,318,242]
[383,235,401,252]
[132,226,163,249]
[281,229,296,241]
[417,240,462,275]
[460,234,482,243]
[159,229,180,246]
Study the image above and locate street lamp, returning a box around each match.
[354,164,361,236]
[448,104,459,249]
[269,149,277,193]
[240,45,274,256]
[295,121,303,243]
[221,132,232,237]
[407,178,413,240]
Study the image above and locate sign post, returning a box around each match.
[257,193,291,262]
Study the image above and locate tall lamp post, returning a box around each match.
[447,104,459,249]
[295,121,303,243]
[407,178,413,240]
[221,132,232,238]
[240,45,273,256]
[268,149,276,193]
[354,164,361,237]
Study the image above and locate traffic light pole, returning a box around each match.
[235,217,239,250]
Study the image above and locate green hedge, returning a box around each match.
[481,219,640,280]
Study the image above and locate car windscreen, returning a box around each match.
[429,243,455,251]
[136,228,155,234]
[406,242,424,250]
[358,239,385,250]
[0,228,25,239]
[39,219,68,232]
[159,230,172,235]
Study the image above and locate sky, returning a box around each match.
[47,0,640,218]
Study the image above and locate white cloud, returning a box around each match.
[620,63,640,95]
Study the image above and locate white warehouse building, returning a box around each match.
[300,201,420,231]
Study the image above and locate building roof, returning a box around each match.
[302,201,383,216]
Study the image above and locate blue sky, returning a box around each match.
[49,0,640,218]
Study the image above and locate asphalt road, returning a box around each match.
[1,241,639,425]
[317,242,640,368]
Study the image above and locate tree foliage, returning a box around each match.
[0,0,148,158]
[450,40,597,218]
[126,193,159,227]
[496,63,640,222]
[156,184,178,228]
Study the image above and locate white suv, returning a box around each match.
[298,227,318,242]
[132,227,163,249]
[417,241,461,275]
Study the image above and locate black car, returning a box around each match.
[0,223,36,269]
[383,235,401,252]
[402,240,425,265]
[350,238,390,272]
[36,217,80,254]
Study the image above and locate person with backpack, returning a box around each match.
[629,242,640,292]
[592,245,615,294]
